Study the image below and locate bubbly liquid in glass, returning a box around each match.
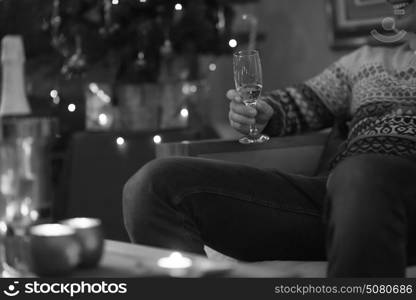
[237,84,262,105]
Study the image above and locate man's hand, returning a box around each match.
[227,89,274,135]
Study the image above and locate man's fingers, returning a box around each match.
[228,89,274,135]
[256,99,274,116]
[230,120,250,134]
[229,111,256,125]
[226,89,242,102]
[230,101,257,117]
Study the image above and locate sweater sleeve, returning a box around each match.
[261,53,355,137]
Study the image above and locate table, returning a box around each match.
[73,240,416,278]
[74,240,289,278]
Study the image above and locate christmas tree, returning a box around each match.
[0,0,250,82]
[0,0,260,133]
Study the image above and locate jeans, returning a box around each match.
[122,154,416,277]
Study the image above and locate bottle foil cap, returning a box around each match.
[1,35,25,63]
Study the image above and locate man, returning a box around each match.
[123,0,416,277]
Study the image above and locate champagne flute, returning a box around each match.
[0,142,21,277]
[0,140,37,277]
[233,50,269,144]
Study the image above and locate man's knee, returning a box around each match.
[327,155,393,204]
[326,155,410,276]
[122,158,188,231]
[123,158,186,202]
[326,155,396,231]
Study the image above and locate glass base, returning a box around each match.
[239,134,270,144]
[1,263,22,278]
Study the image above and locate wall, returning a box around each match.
[208,0,348,138]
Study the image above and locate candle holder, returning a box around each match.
[28,224,81,276]
[60,218,104,268]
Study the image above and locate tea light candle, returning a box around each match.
[29,224,81,276]
[157,252,192,269]
[63,217,100,229]
[61,218,104,268]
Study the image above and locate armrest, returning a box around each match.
[156,131,329,175]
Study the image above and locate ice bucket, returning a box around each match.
[0,115,58,219]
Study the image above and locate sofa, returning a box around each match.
[156,131,416,277]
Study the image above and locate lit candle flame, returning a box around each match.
[62,217,101,229]
[30,224,75,237]
[157,252,192,269]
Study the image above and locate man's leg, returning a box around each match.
[123,157,327,261]
[326,154,416,277]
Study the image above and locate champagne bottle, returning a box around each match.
[0,35,31,116]
[0,35,56,222]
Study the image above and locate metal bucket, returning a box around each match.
[1,116,58,220]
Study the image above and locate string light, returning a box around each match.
[112,0,119,5]
[50,89,58,98]
[190,85,197,93]
[209,63,217,72]
[175,3,183,11]
[182,83,198,95]
[180,108,189,118]
[153,135,162,144]
[89,83,111,103]
[182,84,191,95]
[20,198,30,217]
[89,83,99,94]
[228,39,238,48]
[30,211,39,222]
[0,222,6,235]
[97,90,111,103]
[68,104,76,112]
[50,89,60,104]
[116,137,125,146]
[98,113,109,126]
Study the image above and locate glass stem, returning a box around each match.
[249,124,258,138]
[0,243,5,277]
[246,101,258,138]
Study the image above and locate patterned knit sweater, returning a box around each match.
[262,42,416,168]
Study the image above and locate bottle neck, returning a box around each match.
[1,59,31,116]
